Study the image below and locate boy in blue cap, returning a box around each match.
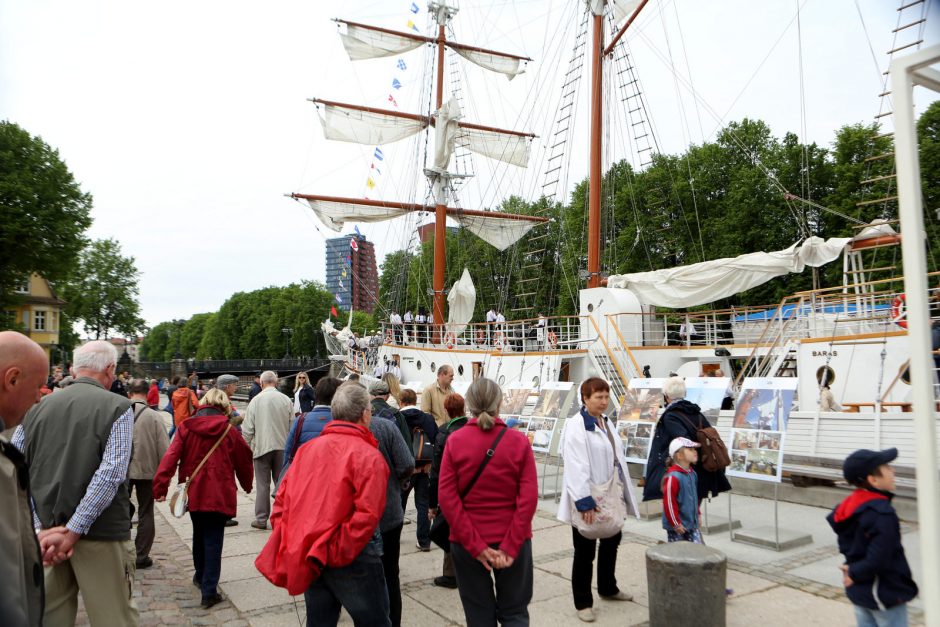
[827,447,918,626]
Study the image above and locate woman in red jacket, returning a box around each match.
[439,377,538,626]
[154,388,254,608]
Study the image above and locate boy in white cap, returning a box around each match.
[662,437,703,543]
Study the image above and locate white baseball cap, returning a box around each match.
[668,437,701,458]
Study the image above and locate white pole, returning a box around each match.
[891,45,940,627]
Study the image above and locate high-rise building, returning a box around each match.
[325,234,378,314]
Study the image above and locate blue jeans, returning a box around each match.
[401,472,430,547]
[190,511,227,600]
[854,603,908,627]
[304,552,391,627]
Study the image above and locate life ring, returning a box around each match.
[891,293,907,329]
[444,332,456,349]
[494,337,503,350]
[385,329,394,343]
[547,330,558,349]
[475,329,485,345]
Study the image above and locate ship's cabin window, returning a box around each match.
[457,365,464,376]
[532,376,540,388]
[498,375,506,386]
[416,361,422,371]
[430,362,436,373]
[815,366,836,386]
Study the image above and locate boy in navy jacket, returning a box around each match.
[827,448,918,626]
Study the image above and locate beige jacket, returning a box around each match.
[0,429,44,626]
[128,401,170,480]
[243,387,293,458]
[421,382,453,426]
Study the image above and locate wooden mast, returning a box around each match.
[432,21,447,341]
[587,12,604,289]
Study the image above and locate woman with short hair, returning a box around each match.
[154,388,254,609]
[439,378,538,625]
[558,377,640,622]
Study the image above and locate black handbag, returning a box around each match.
[429,426,508,551]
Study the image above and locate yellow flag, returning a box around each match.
[366,177,376,189]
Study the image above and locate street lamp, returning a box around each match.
[172,319,184,359]
[282,327,294,359]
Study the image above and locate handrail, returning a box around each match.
[587,315,631,392]
[733,294,800,389]
[793,270,940,296]
[604,314,642,376]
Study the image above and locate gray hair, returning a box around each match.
[465,377,502,431]
[437,364,453,376]
[662,376,686,401]
[260,370,278,385]
[127,378,149,396]
[331,381,370,423]
[73,341,118,373]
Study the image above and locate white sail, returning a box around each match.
[434,98,462,170]
[318,103,427,145]
[454,213,540,251]
[305,198,414,232]
[446,268,476,337]
[460,127,531,168]
[609,0,642,24]
[453,46,526,80]
[339,23,424,60]
[606,237,851,308]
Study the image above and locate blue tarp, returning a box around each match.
[732,302,891,322]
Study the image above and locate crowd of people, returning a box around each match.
[0,328,920,626]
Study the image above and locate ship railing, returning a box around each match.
[378,316,590,353]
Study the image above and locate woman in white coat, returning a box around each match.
[558,377,639,623]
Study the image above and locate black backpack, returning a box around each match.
[412,426,433,462]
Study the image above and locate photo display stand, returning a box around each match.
[614,379,665,519]
[686,378,742,534]
[726,377,812,551]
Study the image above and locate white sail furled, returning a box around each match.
[460,127,531,168]
[446,268,476,338]
[434,98,462,170]
[609,0,642,24]
[339,23,424,60]
[452,46,526,80]
[606,236,851,308]
[305,198,414,232]
[452,212,540,251]
[318,102,427,146]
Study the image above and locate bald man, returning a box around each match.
[0,331,51,626]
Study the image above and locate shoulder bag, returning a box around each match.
[429,426,508,551]
[169,424,233,518]
[569,418,628,540]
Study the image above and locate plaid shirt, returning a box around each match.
[12,407,133,534]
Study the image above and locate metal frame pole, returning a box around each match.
[891,44,940,626]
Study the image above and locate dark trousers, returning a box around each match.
[380,524,403,627]
[190,511,227,600]
[571,527,622,610]
[304,552,391,627]
[451,540,533,627]
[400,472,430,547]
[130,479,155,561]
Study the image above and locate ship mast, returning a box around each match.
[431,1,454,340]
[587,0,649,289]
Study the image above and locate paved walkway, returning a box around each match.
[97,482,924,627]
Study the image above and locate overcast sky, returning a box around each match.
[2,0,937,330]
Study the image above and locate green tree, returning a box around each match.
[0,121,92,317]
[917,101,940,273]
[61,238,146,339]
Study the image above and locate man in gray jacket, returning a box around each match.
[127,378,169,569]
[243,370,293,530]
[0,331,53,627]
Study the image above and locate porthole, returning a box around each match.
[532,376,540,388]
[416,361,422,371]
[899,365,911,385]
[587,303,594,313]
[430,362,436,373]
[498,375,506,386]
[815,366,836,386]
[457,365,464,376]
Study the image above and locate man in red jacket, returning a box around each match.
[255,382,391,626]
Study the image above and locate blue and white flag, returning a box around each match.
[392,78,402,90]
[373,147,385,161]
[397,59,407,71]
[354,225,362,237]
[410,2,419,13]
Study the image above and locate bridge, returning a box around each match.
[129,357,333,380]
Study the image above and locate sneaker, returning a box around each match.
[577,608,596,622]
[416,543,431,552]
[433,576,458,589]
[250,521,267,530]
[135,557,153,569]
[600,590,633,602]
[224,519,239,527]
[201,594,224,609]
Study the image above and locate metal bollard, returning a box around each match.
[646,542,727,627]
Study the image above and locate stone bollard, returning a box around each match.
[646,542,727,627]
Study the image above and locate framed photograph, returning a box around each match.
[622,378,666,422]
[526,416,557,453]
[626,437,651,461]
[502,387,531,416]
[732,378,798,431]
[685,377,732,419]
[730,450,747,472]
[726,427,786,483]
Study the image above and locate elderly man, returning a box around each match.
[0,331,54,626]
[14,340,139,626]
[421,364,454,426]
[243,370,293,530]
[256,382,391,626]
[126,378,169,569]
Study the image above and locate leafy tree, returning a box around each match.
[61,238,146,339]
[0,121,92,316]
[917,101,940,273]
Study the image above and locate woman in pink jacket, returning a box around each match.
[439,377,538,626]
